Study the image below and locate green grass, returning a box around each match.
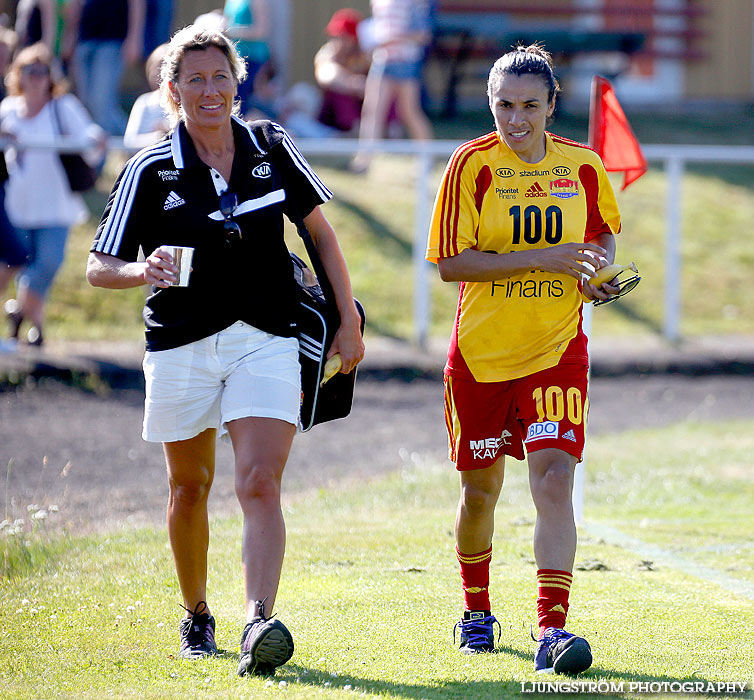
[2,419,753,699]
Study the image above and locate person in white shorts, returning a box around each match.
[86,23,364,676]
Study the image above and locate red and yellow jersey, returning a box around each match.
[427,131,621,382]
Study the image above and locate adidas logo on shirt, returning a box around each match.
[525,182,548,198]
[562,429,577,442]
[163,191,186,210]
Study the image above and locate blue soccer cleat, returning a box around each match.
[453,610,501,653]
[534,627,592,674]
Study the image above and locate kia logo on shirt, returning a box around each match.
[552,166,571,176]
[495,167,515,178]
[252,163,272,179]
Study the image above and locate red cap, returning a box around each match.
[326,8,362,38]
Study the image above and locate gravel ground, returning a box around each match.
[2,374,754,534]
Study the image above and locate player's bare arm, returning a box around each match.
[437,242,607,283]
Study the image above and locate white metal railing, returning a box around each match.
[14,136,754,345]
[641,144,754,341]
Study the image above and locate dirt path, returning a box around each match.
[2,375,754,534]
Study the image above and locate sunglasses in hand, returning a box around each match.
[590,262,641,306]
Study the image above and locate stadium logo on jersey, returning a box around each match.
[525,182,548,198]
[163,191,186,210]
[469,431,512,459]
[524,421,559,443]
[552,166,571,177]
[550,178,579,199]
[520,169,549,177]
[562,429,577,442]
[158,169,179,181]
[496,186,519,199]
[252,163,272,179]
[495,167,515,178]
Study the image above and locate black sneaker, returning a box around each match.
[237,599,294,677]
[534,627,592,674]
[453,610,501,653]
[178,601,218,659]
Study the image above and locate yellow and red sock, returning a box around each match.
[456,545,492,611]
[536,569,572,636]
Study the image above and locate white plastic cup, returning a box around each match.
[164,246,194,287]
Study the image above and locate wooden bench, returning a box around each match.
[431,2,705,116]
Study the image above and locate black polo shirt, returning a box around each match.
[91,117,331,351]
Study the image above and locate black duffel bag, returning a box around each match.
[291,221,365,432]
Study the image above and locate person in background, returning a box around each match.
[15,0,56,52]
[86,24,364,674]
[0,25,21,338]
[350,0,433,173]
[275,81,338,139]
[223,0,270,117]
[62,0,145,134]
[0,146,28,352]
[1,42,104,347]
[314,8,370,134]
[0,26,18,99]
[236,57,338,139]
[193,8,226,34]
[142,0,173,59]
[426,44,622,674]
[124,42,169,149]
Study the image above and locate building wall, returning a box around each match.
[685,0,753,100]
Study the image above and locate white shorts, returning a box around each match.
[142,321,301,443]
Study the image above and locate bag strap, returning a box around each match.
[50,98,64,136]
[259,126,340,317]
[294,219,337,315]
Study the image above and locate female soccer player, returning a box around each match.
[426,44,621,674]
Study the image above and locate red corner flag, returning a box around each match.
[588,75,647,190]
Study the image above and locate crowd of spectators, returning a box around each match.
[0,0,162,350]
[0,1,436,350]
[0,2,439,142]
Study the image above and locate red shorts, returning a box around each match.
[444,363,589,470]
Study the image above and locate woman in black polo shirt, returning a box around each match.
[86,24,364,675]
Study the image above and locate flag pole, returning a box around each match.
[587,75,599,149]
[574,76,601,527]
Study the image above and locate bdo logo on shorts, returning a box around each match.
[525,421,559,443]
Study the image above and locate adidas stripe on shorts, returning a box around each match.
[444,362,589,470]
